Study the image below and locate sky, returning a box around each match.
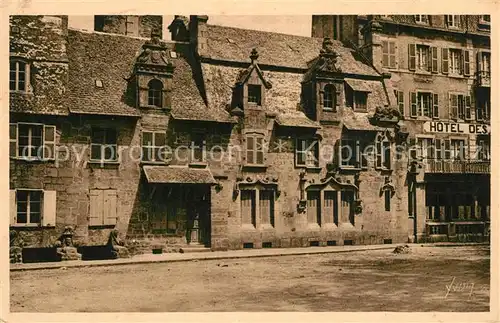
[69,15,312,39]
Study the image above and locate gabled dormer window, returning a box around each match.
[323,84,335,111]
[10,60,29,92]
[248,84,262,105]
[148,79,163,107]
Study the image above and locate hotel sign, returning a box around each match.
[423,121,490,135]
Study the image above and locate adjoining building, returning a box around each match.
[9,14,488,263]
[312,15,491,242]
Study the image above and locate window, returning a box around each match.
[339,136,371,168]
[16,190,42,225]
[259,190,275,227]
[10,189,56,227]
[394,90,404,115]
[142,131,167,162]
[307,191,321,225]
[246,134,265,165]
[414,15,428,24]
[191,132,206,162]
[449,49,461,75]
[384,190,391,212]
[324,191,339,225]
[89,189,118,226]
[91,128,117,162]
[10,60,29,92]
[346,86,368,112]
[477,138,490,160]
[323,84,335,110]
[376,135,391,169]
[9,123,56,160]
[446,15,460,28]
[450,139,466,160]
[416,45,429,71]
[296,139,319,167]
[476,89,490,121]
[148,79,163,107]
[341,191,355,225]
[247,84,262,105]
[477,51,491,81]
[410,92,436,118]
[241,190,256,227]
[449,93,471,120]
[382,40,396,69]
[416,138,434,159]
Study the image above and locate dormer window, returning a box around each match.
[323,84,335,111]
[248,84,262,105]
[148,79,163,107]
[10,60,29,92]
[345,87,368,112]
[414,15,429,24]
[446,15,460,28]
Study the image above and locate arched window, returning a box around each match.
[323,84,335,111]
[376,133,391,170]
[148,79,163,107]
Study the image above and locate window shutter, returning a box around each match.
[10,190,17,225]
[103,190,117,225]
[458,95,465,119]
[463,50,470,76]
[444,140,451,159]
[477,51,483,73]
[389,41,396,68]
[9,123,17,158]
[450,93,458,120]
[42,190,57,227]
[441,48,449,74]
[89,190,103,226]
[408,44,416,71]
[398,91,404,115]
[246,136,254,164]
[435,139,442,159]
[382,41,389,67]
[256,137,264,164]
[465,95,472,120]
[410,91,417,117]
[431,47,438,73]
[433,93,439,118]
[43,125,56,160]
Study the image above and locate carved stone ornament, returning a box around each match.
[109,229,130,259]
[318,38,342,73]
[55,226,82,261]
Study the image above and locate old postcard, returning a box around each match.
[2,1,498,322]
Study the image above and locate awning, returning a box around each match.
[343,113,385,132]
[143,165,216,184]
[344,78,372,92]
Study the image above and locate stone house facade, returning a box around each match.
[10,14,459,262]
[312,15,491,242]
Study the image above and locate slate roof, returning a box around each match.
[143,165,216,184]
[201,24,379,76]
[66,29,232,122]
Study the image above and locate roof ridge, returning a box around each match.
[68,27,175,44]
[206,23,326,42]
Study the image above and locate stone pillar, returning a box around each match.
[210,181,229,251]
[414,182,427,242]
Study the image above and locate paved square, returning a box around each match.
[10,245,489,312]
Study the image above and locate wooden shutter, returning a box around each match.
[382,41,389,67]
[246,136,254,164]
[463,50,470,76]
[435,139,442,159]
[10,190,17,225]
[89,189,103,226]
[431,47,438,73]
[458,95,465,119]
[465,95,472,120]
[433,93,439,118]
[477,51,483,73]
[9,123,17,158]
[427,47,432,72]
[410,91,417,117]
[376,139,382,168]
[43,125,56,160]
[42,190,57,227]
[398,91,404,115]
[449,93,458,120]
[441,48,449,74]
[103,189,117,225]
[444,140,451,159]
[408,44,416,71]
[389,41,396,68]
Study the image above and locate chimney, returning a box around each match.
[189,15,209,56]
[168,15,190,42]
